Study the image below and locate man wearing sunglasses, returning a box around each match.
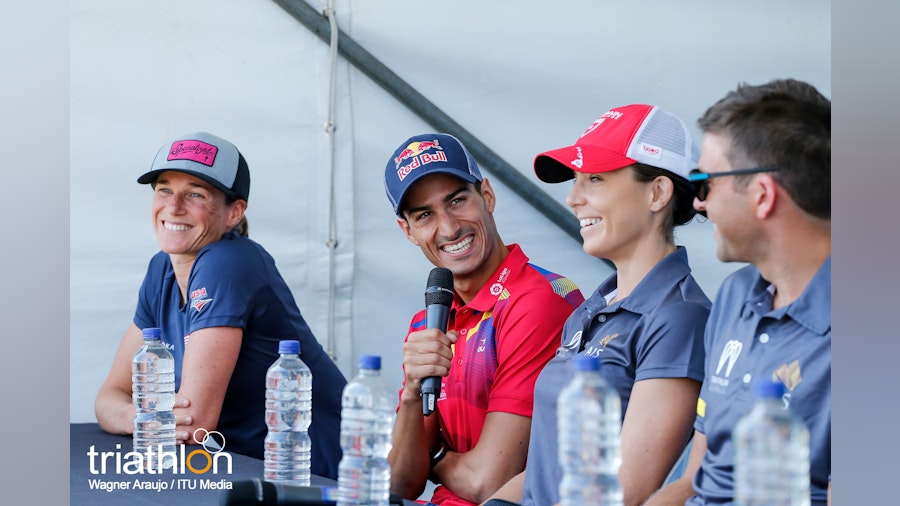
[646,78,831,505]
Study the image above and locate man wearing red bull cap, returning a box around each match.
[383,133,585,505]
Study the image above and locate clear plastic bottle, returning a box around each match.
[337,355,395,506]
[558,354,623,506]
[132,327,176,470]
[733,380,811,506]
[264,339,313,486]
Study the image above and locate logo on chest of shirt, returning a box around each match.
[561,330,583,353]
[473,312,494,353]
[489,267,512,297]
[190,287,213,313]
[581,333,620,358]
[773,360,803,391]
[599,333,619,348]
[710,339,743,393]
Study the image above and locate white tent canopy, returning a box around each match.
[70,0,831,423]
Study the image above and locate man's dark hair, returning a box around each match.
[698,79,830,219]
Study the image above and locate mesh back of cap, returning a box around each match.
[629,108,699,178]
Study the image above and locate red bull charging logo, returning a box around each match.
[395,140,447,181]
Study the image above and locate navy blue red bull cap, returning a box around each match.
[384,133,483,216]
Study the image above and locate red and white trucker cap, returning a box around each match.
[534,104,699,183]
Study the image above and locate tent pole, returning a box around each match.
[271,0,605,260]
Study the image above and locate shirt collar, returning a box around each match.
[783,255,831,335]
[744,256,831,336]
[456,244,527,313]
[592,246,694,314]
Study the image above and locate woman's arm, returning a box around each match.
[95,324,145,435]
[618,377,700,506]
[173,326,243,443]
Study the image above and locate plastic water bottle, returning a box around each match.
[132,327,176,470]
[264,339,313,486]
[733,380,811,506]
[558,354,623,506]
[337,355,395,506]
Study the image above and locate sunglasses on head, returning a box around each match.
[688,166,782,201]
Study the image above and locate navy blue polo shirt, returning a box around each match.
[687,257,831,506]
[134,231,346,479]
[521,247,711,506]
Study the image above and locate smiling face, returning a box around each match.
[566,166,661,263]
[693,133,759,263]
[151,171,246,259]
[398,173,506,287]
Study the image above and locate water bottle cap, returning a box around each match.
[278,340,301,354]
[358,354,382,370]
[754,379,787,399]
[572,354,600,371]
[142,327,162,340]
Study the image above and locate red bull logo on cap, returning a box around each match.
[395,139,447,181]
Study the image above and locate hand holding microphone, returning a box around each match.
[422,267,454,417]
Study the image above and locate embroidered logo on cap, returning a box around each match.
[394,140,447,181]
[571,147,584,168]
[639,143,662,160]
[580,109,624,138]
[168,140,218,167]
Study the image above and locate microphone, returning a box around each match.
[220,480,337,505]
[220,479,405,505]
[422,267,454,416]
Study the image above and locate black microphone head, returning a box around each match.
[425,267,454,306]
[220,479,275,505]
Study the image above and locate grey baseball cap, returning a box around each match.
[138,131,250,201]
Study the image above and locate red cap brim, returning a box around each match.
[534,145,636,183]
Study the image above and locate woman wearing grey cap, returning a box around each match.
[94,132,346,479]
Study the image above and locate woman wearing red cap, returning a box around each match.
[487,104,711,506]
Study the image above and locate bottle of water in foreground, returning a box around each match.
[558,354,623,506]
[734,380,811,506]
[132,327,176,470]
[337,354,396,506]
[264,339,313,486]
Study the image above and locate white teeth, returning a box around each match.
[164,222,191,231]
[443,236,473,254]
[579,218,602,228]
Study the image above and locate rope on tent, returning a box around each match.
[322,0,339,359]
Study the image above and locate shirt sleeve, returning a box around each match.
[184,243,262,333]
[633,301,709,383]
